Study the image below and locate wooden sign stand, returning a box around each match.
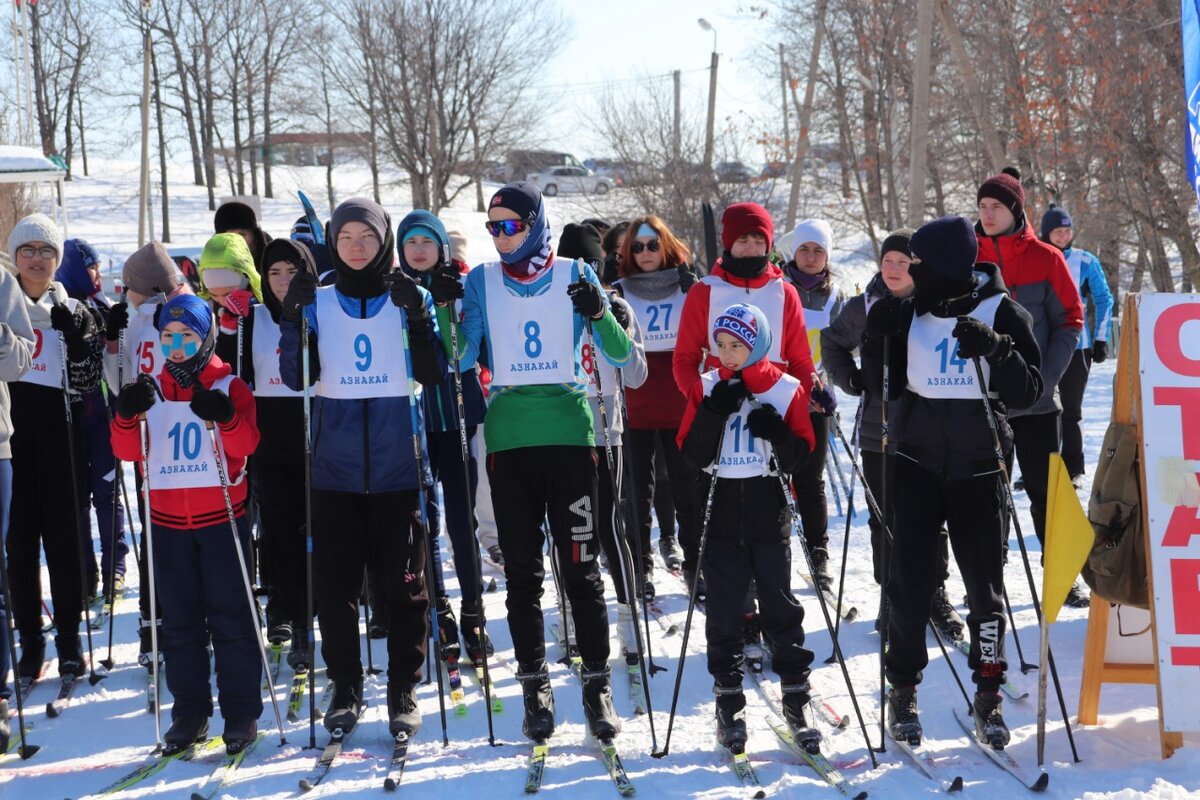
[1076,293,1183,759]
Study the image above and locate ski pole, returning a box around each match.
[362,570,381,677]
[98,378,123,672]
[300,313,318,749]
[653,406,727,759]
[826,423,854,510]
[50,295,106,686]
[825,401,862,665]
[205,420,287,745]
[877,339,890,754]
[402,307,449,747]
[0,466,39,760]
[968,354,1080,763]
[750,392,878,770]
[1002,584,1036,673]
[445,283,496,746]
[138,413,163,752]
[586,322,658,752]
[824,443,843,517]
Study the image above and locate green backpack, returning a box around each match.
[1081,420,1149,609]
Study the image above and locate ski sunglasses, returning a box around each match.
[631,239,661,255]
[485,219,528,237]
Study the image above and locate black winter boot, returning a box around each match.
[781,683,821,752]
[972,691,1010,749]
[581,662,621,742]
[517,664,555,741]
[659,535,683,571]
[808,546,833,593]
[930,585,966,642]
[324,676,364,733]
[436,596,460,662]
[163,714,209,754]
[460,602,494,666]
[387,683,423,737]
[714,684,747,751]
[887,685,922,745]
[222,716,258,754]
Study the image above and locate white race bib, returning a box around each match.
[314,287,411,399]
[704,276,786,365]
[124,301,162,383]
[907,294,1002,400]
[620,285,684,352]
[701,371,801,478]
[251,305,301,398]
[484,260,577,385]
[21,325,65,389]
[803,292,839,369]
[146,375,236,489]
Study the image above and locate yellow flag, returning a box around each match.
[1041,453,1094,623]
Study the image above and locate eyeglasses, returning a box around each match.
[631,239,661,255]
[485,219,527,237]
[16,245,57,260]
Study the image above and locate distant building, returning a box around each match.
[252,132,372,167]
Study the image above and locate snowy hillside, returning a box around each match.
[2,162,1197,799]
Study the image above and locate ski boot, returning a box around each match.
[972,691,1010,749]
[517,664,555,741]
[887,685,922,745]
[1064,581,1091,609]
[616,603,638,658]
[640,571,656,602]
[659,535,684,572]
[742,613,765,673]
[56,636,85,677]
[460,602,494,666]
[222,717,257,755]
[436,596,461,663]
[268,620,293,645]
[324,676,364,733]
[287,629,310,670]
[486,545,505,569]
[682,567,707,604]
[808,545,834,593]
[17,635,45,681]
[581,662,621,742]
[387,683,423,737]
[163,714,209,755]
[714,684,748,752]
[781,683,821,753]
[930,585,966,642]
[0,699,9,752]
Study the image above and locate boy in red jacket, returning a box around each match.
[111,293,262,755]
[677,302,817,754]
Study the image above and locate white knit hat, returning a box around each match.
[777,218,834,261]
[7,213,64,266]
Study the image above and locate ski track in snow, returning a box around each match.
[4,160,1198,797]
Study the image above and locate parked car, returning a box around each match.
[715,160,753,183]
[506,149,584,182]
[525,166,612,197]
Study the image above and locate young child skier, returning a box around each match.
[677,302,818,752]
[110,293,263,754]
[860,215,1043,748]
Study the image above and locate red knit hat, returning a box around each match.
[721,202,774,252]
[977,166,1025,220]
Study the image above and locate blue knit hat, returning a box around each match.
[56,238,101,301]
[157,293,213,341]
[713,303,772,368]
[1040,203,1072,240]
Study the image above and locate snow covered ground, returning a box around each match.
[3,161,1197,798]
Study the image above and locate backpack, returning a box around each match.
[1081,420,1149,608]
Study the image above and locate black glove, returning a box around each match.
[678,264,698,294]
[50,304,80,339]
[610,296,631,329]
[863,295,909,344]
[567,278,605,319]
[282,271,318,321]
[705,377,750,416]
[430,263,464,305]
[746,403,791,445]
[1091,340,1108,363]
[385,270,424,312]
[811,384,838,416]
[106,301,130,342]
[190,387,235,424]
[846,367,865,396]
[953,317,1011,361]
[116,374,158,418]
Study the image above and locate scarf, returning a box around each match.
[784,262,830,292]
[165,325,218,389]
[620,267,686,301]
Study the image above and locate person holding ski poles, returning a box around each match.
[110,293,263,753]
[677,302,817,752]
[859,215,1042,748]
[279,197,445,739]
[446,181,633,744]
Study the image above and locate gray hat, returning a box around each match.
[123,241,181,297]
[7,213,64,266]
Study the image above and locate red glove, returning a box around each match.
[224,288,255,318]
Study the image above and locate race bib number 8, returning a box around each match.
[524,321,542,358]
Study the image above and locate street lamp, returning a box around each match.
[697,18,719,197]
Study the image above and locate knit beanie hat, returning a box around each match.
[158,292,213,340]
[213,201,260,235]
[396,209,449,274]
[489,181,542,225]
[720,202,774,252]
[447,230,469,264]
[7,212,63,266]
[977,166,1025,221]
[198,232,262,301]
[879,228,915,262]
[123,241,180,297]
[909,216,978,282]
[56,239,102,301]
[1040,203,1072,240]
[713,303,772,368]
[779,218,833,261]
[558,223,603,263]
[329,197,395,297]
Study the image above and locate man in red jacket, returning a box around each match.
[975,167,1086,605]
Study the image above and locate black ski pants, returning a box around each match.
[424,427,482,608]
[885,458,1007,692]
[1058,349,1091,479]
[488,445,609,669]
[257,461,308,629]
[626,428,698,572]
[312,488,429,687]
[791,411,828,550]
[861,450,948,586]
[596,445,633,605]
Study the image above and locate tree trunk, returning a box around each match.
[247,73,259,197]
[322,64,336,212]
[784,0,826,229]
[29,7,55,156]
[907,0,934,226]
[262,61,274,198]
[152,42,171,243]
[936,0,1005,170]
[76,93,88,176]
[231,65,245,197]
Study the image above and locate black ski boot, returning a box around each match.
[460,603,494,666]
[742,613,765,672]
[640,572,656,602]
[163,714,209,754]
[387,683,423,737]
[714,684,747,752]
[887,685,922,745]
[268,621,292,645]
[930,585,966,642]
[436,596,460,662]
[781,684,821,753]
[581,662,621,741]
[1064,582,1091,609]
[0,699,10,753]
[659,535,683,571]
[222,716,257,754]
[324,676,364,733]
[517,664,555,741]
[808,545,833,593]
[17,635,45,681]
[56,636,85,677]
[682,567,707,604]
[287,629,310,670]
[972,691,1010,749]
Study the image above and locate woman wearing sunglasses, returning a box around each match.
[611,216,698,593]
[447,181,633,747]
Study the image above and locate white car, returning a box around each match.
[525,166,611,197]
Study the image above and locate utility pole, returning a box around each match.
[698,18,718,198]
[138,0,153,247]
[673,69,681,162]
[779,43,791,158]
[908,0,934,227]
